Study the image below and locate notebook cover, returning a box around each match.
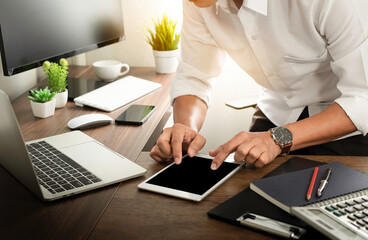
[207,157,324,226]
[250,161,368,213]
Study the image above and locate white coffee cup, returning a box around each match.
[93,60,130,82]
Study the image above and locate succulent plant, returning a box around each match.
[28,87,56,103]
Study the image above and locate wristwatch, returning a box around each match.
[270,126,293,155]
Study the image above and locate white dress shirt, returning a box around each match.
[171,0,368,136]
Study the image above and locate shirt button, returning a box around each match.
[251,35,258,41]
[286,95,293,99]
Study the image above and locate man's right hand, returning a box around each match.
[150,123,206,164]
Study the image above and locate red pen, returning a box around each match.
[306,167,319,200]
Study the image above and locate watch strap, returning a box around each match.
[280,143,292,155]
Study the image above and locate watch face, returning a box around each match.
[273,127,293,146]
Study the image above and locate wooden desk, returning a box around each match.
[89,154,368,240]
[2,66,368,239]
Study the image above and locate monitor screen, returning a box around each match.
[0,0,125,76]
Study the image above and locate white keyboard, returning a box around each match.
[73,76,162,112]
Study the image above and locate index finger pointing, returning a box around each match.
[210,136,244,170]
[171,126,186,164]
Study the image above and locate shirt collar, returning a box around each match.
[216,0,268,16]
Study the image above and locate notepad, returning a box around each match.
[250,161,368,213]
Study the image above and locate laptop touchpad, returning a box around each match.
[60,141,145,182]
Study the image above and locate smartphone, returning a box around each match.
[115,104,156,125]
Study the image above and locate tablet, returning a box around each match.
[138,153,244,201]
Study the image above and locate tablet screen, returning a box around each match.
[146,155,240,195]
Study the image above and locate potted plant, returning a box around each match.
[145,14,181,74]
[43,58,69,108]
[28,87,56,118]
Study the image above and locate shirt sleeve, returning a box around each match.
[318,0,368,135]
[170,1,226,108]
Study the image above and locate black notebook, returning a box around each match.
[250,161,368,214]
[208,157,327,239]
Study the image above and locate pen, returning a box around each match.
[317,167,332,197]
[306,167,319,200]
[237,213,306,239]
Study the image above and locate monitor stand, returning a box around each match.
[67,77,109,100]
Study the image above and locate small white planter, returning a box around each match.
[55,89,68,108]
[153,49,179,74]
[30,98,56,118]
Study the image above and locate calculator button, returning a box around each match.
[354,198,365,204]
[336,203,348,208]
[333,210,343,217]
[357,220,366,227]
[346,200,356,206]
[354,205,365,211]
[362,202,368,208]
[345,207,356,213]
[325,206,334,211]
[362,196,368,202]
[337,209,346,215]
[354,212,366,219]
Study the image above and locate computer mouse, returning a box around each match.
[67,113,113,130]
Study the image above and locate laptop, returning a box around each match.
[0,89,146,201]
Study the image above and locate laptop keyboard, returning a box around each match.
[26,141,102,194]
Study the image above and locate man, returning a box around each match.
[150,0,368,169]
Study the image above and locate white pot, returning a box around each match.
[30,98,56,118]
[55,89,68,108]
[153,49,179,74]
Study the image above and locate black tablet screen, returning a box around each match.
[147,156,239,195]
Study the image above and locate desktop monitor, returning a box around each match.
[0,0,125,76]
